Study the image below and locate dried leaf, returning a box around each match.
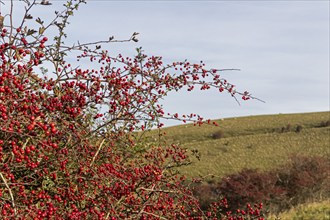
[36,17,44,25]
[15,50,22,61]
[25,14,33,19]
[27,29,37,36]
[41,0,52,5]
[39,27,45,35]
[0,16,4,30]
[132,37,138,42]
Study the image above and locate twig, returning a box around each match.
[137,187,178,194]
[0,172,17,216]
[22,137,30,150]
[139,211,168,220]
[216,68,241,71]
[89,138,105,167]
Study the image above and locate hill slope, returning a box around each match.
[148,111,330,179]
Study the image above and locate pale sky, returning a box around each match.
[2,0,329,127]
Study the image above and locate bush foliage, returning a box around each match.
[0,0,264,219]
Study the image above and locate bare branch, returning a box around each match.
[90,138,106,167]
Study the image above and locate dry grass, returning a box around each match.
[268,200,330,220]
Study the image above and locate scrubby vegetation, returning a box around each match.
[211,130,225,139]
[192,155,330,216]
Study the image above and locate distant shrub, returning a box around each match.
[192,183,218,210]
[295,125,303,133]
[280,124,292,133]
[191,182,265,218]
[211,130,225,139]
[279,123,304,133]
[319,120,330,127]
[216,169,286,212]
[276,155,330,207]
[286,123,292,131]
[281,124,292,133]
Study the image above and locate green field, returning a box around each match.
[148,111,330,179]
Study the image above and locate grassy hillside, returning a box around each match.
[147,111,330,179]
[268,200,330,220]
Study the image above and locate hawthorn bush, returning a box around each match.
[0,1,264,219]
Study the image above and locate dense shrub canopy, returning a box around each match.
[0,1,263,219]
